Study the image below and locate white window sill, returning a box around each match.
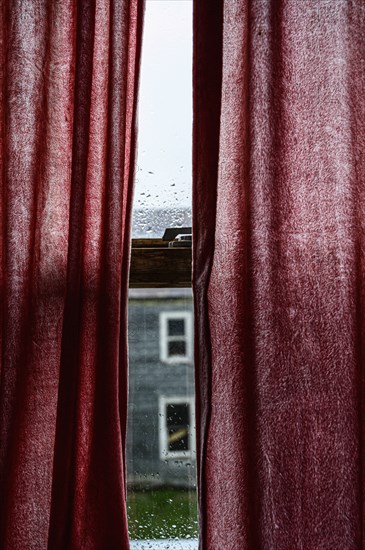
[130,539,198,549]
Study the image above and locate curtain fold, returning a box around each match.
[0,1,144,548]
[193,1,365,549]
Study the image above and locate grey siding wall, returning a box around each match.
[127,292,196,488]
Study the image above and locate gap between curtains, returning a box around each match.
[0,1,144,548]
[193,1,365,549]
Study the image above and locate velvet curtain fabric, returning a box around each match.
[193,1,365,549]
[0,1,144,548]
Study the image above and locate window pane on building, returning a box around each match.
[168,318,185,336]
[168,340,186,357]
[167,403,189,428]
[168,427,189,452]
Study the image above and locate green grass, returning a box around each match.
[127,487,198,540]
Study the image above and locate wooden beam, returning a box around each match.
[129,240,192,288]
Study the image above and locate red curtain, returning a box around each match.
[0,1,144,548]
[193,1,365,548]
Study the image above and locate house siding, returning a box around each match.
[127,290,196,488]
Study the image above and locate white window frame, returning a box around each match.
[159,311,193,363]
[158,395,196,460]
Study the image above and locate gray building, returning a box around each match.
[127,288,196,489]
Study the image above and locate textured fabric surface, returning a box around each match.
[193,1,365,549]
[0,1,144,548]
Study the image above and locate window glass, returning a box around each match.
[168,341,186,356]
[132,0,192,239]
[166,402,191,452]
[168,319,185,337]
[128,0,196,546]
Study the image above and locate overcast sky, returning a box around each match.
[134,0,192,211]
